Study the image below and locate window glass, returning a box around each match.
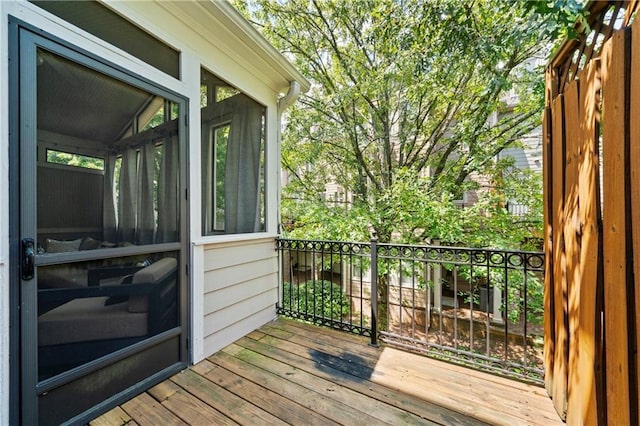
[213,125,230,231]
[216,86,240,103]
[37,48,180,251]
[201,67,266,235]
[138,97,165,131]
[46,149,105,171]
[38,252,180,380]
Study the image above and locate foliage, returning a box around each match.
[458,167,544,250]
[282,280,351,320]
[525,0,587,41]
[238,0,578,249]
[284,166,543,250]
[46,149,104,170]
[507,271,544,325]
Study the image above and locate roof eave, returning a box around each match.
[206,1,310,94]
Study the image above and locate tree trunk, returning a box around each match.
[377,273,389,332]
[373,226,392,332]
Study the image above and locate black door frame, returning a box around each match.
[8,18,190,425]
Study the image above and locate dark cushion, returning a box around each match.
[103,274,135,306]
[80,237,102,250]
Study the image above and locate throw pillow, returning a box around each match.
[45,238,82,253]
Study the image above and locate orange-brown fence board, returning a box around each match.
[550,2,630,94]
[551,94,568,419]
[574,59,601,426]
[630,14,640,424]
[625,0,639,26]
[542,99,555,397]
[563,80,583,425]
[600,30,632,426]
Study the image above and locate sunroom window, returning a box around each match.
[201,67,266,235]
[46,149,105,171]
[34,49,181,249]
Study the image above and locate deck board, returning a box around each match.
[203,360,337,426]
[213,350,396,425]
[94,317,562,425]
[147,380,237,425]
[233,334,475,426]
[215,346,430,425]
[119,392,187,426]
[171,368,287,426]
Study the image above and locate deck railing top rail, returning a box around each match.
[276,238,370,253]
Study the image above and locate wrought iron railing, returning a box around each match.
[276,239,374,338]
[276,238,545,384]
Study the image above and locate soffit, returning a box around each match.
[31,0,180,79]
[158,1,310,95]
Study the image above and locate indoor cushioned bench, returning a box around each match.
[37,257,178,376]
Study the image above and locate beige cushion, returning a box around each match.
[128,257,177,313]
[38,297,147,346]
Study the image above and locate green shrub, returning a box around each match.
[283,280,350,320]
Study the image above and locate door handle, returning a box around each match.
[21,238,35,280]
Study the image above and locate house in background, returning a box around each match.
[0,1,308,424]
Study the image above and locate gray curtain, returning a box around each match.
[118,148,138,242]
[136,140,155,244]
[225,97,264,233]
[201,124,213,234]
[103,152,118,242]
[115,130,179,244]
[203,94,264,234]
[157,134,179,242]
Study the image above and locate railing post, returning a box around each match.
[370,235,378,346]
[276,238,292,313]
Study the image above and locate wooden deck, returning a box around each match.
[91,318,563,426]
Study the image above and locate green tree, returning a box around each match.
[236,0,580,327]
[238,0,578,246]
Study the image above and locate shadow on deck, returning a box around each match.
[91,317,562,425]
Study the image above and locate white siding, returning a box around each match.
[499,125,543,174]
[199,238,278,358]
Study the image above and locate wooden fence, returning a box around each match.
[544,1,640,424]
